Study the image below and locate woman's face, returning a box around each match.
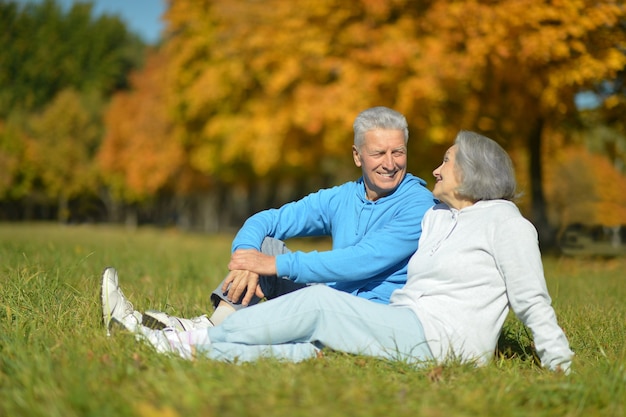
[432,145,473,209]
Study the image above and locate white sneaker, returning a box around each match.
[142,309,213,332]
[101,267,142,336]
[136,326,211,360]
[135,326,186,357]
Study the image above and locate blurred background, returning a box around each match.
[2,0,626,253]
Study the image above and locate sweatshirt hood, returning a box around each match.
[355,173,429,205]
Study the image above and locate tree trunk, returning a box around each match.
[528,118,556,249]
[58,194,69,223]
[99,188,122,223]
[124,205,138,230]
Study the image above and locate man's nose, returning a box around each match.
[382,152,394,168]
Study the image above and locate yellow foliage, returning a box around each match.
[548,146,626,227]
[29,89,99,199]
[604,95,621,109]
[153,0,626,199]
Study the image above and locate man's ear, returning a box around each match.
[352,145,362,167]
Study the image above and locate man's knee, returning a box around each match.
[259,276,307,299]
[260,237,290,256]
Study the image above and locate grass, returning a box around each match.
[0,222,625,417]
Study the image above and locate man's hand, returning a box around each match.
[221,269,264,306]
[222,249,278,306]
[228,249,278,277]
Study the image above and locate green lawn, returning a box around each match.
[0,223,624,417]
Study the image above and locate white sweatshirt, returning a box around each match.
[390,200,574,371]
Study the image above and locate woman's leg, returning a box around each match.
[200,341,320,363]
[142,326,321,362]
[199,285,432,363]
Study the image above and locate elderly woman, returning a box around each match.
[102,130,573,372]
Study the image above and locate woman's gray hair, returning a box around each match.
[353,107,409,149]
[454,130,517,201]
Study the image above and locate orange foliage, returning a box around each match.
[163,0,436,178]
[160,0,625,186]
[417,0,626,141]
[98,51,184,201]
[549,146,626,227]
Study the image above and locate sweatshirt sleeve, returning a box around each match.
[277,198,427,284]
[233,179,433,285]
[493,217,574,373]
[231,188,336,252]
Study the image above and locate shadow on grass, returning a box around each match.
[496,324,541,367]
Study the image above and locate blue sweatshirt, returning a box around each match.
[231,174,435,303]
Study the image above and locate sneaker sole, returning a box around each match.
[101,267,117,336]
[142,310,171,330]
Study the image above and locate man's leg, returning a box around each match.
[209,236,296,310]
[143,236,305,329]
[208,274,308,326]
[208,236,308,324]
[258,275,308,300]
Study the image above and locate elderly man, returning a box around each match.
[104,106,434,333]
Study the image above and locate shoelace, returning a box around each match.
[116,287,136,317]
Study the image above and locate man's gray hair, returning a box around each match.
[454,130,517,201]
[353,107,409,148]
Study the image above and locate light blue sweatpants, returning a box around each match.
[190,285,433,363]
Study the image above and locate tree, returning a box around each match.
[98,50,191,224]
[162,0,441,185]
[85,0,626,230]
[27,89,101,222]
[0,0,145,118]
[548,146,626,228]
[160,0,626,239]
[0,0,149,220]
[414,0,626,245]
[0,121,21,197]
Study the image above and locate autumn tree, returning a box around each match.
[548,146,626,229]
[159,0,626,237]
[413,0,626,245]
[0,118,36,213]
[582,70,626,171]
[98,50,192,225]
[28,89,101,222]
[0,0,148,220]
[162,0,443,210]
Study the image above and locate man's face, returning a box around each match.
[352,129,407,201]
